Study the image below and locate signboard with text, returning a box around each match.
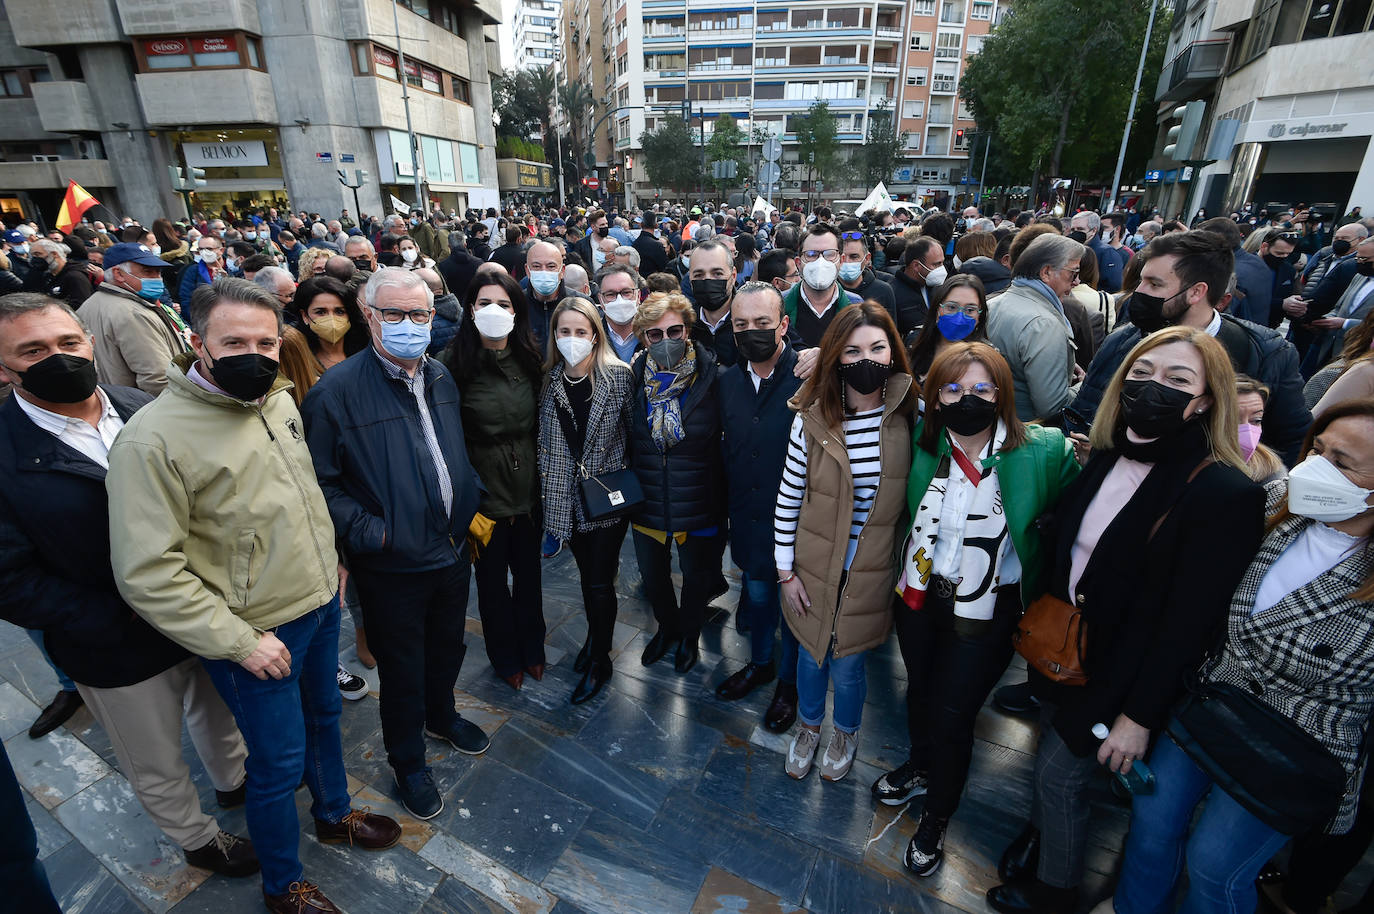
[184,139,269,169]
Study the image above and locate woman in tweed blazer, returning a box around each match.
[1104,399,1374,914]
[537,297,635,705]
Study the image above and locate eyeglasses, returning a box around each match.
[644,324,686,343]
[937,302,981,317]
[598,289,634,303]
[840,231,865,241]
[799,249,841,263]
[1061,268,1081,282]
[370,305,434,325]
[937,382,998,404]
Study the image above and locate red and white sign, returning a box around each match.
[583,177,601,188]
[403,59,420,77]
[421,66,440,84]
[145,38,188,55]
[193,36,237,53]
[373,47,397,68]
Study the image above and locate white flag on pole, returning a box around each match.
[856,182,894,216]
[389,194,410,216]
[751,195,775,218]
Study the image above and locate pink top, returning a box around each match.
[1068,456,1153,597]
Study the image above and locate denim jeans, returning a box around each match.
[351,561,470,777]
[740,571,798,681]
[1115,731,1289,914]
[1,742,60,913]
[796,645,868,733]
[203,600,352,896]
[26,630,75,693]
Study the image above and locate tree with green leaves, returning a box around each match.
[959,0,1171,205]
[793,101,841,197]
[856,101,906,188]
[490,69,545,141]
[705,116,749,195]
[639,115,701,194]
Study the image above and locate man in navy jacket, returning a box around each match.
[300,268,487,822]
[716,281,803,732]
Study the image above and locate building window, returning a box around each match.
[910,32,932,51]
[0,68,49,97]
[903,99,925,118]
[906,133,921,150]
[940,1,966,24]
[911,0,936,15]
[1237,0,1281,64]
[1300,0,1374,39]
[971,1,993,18]
[935,31,963,57]
[908,67,928,85]
[967,35,987,54]
[452,76,471,103]
[137,34,266,73]
[352,41,466,101]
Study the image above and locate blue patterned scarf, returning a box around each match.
[644,346,697,452]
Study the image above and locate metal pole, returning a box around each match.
[978,133,992,207]
[392,0,424,211]
[1107,0,1160,214]
[555,129,565,208]
[698,108,705,209]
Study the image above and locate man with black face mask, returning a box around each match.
[108,277,401,914]
[1257,228,1298,327]
[1073,230,1310,464]
[686,239,740,366]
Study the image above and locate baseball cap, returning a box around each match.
[3,229,25,246]
[550,218,566,227]
[103,242,166,270]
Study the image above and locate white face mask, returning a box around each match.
[801,258,838,291]
[472,303,515,340]
[604,295,637,325]
[557,335,594,367]
[925,265,948,287]
[151,244,161,255]
[401,248,419,263]
[1287,454,1374,523]
[200,249,219,264]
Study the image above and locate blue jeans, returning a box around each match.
[203,600,352,896]
[1115,731,1289,914]
[796,645,868,733]
[740,572,798,681]
[25,630,75,693]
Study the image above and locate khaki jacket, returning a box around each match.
[786,375,913,662]
[107,354,339,663]
[80,286,190,394]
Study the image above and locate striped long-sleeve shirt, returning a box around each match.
[774,406,884,574]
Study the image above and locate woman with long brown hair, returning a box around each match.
[906,275,990,384]
[878,342,1081,879]
[1312,310,1374,418]
[775,301,916,783]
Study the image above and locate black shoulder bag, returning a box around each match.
[553,396,643,521]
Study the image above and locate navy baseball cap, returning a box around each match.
[3,229,25,246]
[103,242,166,270]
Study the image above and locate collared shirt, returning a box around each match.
[1343,280,1374,328]
[16,386,123,469]
[371,346,453,516]
[1205,309,1223,336]
[701,308,732,333]
[747,359,774,393]
[607,324,638,363]
[802,283,842,319]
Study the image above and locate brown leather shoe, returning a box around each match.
[313,807,401,850]
[263,881,340,913]
[502,671,524,691]
[715,661,777,701]
[525,663,545,681]
[764,681,799,733]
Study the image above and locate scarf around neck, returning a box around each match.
[644,345,697,452]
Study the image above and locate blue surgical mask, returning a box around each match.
[136,277,165,301]
[838,261,864,283]
[379,319,431,359]
[529,270,560,296]
[937,310,977,341]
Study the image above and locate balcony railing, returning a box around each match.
[1155,37,1230,102]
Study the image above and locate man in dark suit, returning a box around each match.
[437,231,482,299]
[630,216,670,275]
[1257,227,1298,327]
[1197,217,1272,326]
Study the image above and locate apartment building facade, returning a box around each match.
[514,0,562,68]
[0,0,501,227]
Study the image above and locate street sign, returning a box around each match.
[758,162,781,186]
[583,177,601,189]
[340,153,355,163]
[316,152,333,163]
[762,137,782,162]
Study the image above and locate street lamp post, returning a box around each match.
[1107,0,1161,214]
[391,0,425,211]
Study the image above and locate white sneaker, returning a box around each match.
[819,728,857,781]
[337,663,368,701]
[785,727,822,779]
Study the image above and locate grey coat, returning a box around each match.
[985,280,1076,421]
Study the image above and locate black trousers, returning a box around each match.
[353,561,470,777]
[473,513,546,677]
[1283,786,1374,912]
[895,587,1021,819]
[632,528,723,641]
[570,520,629,664]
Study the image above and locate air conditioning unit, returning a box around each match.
[31,154,61,162]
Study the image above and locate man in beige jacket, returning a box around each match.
[78,242,190,394]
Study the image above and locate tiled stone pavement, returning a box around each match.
[4,540,1372,913]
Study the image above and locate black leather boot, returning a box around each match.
[998,824,1041,882]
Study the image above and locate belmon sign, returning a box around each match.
[184,140,269,169]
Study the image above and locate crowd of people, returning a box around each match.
[1,193,1373,914]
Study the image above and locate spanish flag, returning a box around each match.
[55,180,99,234]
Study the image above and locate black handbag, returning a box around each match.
[1166,681,1348,835]
[554,397,644,521]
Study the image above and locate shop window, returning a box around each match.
[1301,0,1374,38]
[138,33,266,72]
[352,41,466,101]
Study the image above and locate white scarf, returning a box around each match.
[897,421,1011,620]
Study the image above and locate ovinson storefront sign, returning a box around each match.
[184,140,270,169]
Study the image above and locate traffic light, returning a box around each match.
[169,165,207,191]
[355,169,369,186]
[956,128,965,143]
[1164,101,1206,161]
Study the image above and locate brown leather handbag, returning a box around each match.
[1013,594,1087,685]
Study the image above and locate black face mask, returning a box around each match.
[838,358,891,396]
[1263,253,1286,270]
[1332,238,1352,257]
[1127,288,1185,336]
[377,251,402,267]
[1067,230,1088,244]
[352,258,373,272]
[9,353,97,403]
[1119,378,1197,440]
[939,394,997,436]
[691,278,731,311]
[204,350,279,401]
[596,226,610,238]
[734,328,779,363]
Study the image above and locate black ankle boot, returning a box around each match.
[998,824,1041,882]
[986,878,1077,914]
[570,658,612,704]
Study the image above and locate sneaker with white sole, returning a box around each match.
[872,757,929,805]
[818,728,857,781]
[785,727,822,779]
[337,664,368,701]
[904,811,948,877]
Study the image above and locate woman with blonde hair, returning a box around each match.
[295,246,330,281]
[989,326,1265,913]
[1312,309,1374,418]
[537,296,634,704]
[1236,374,1286,484]
[627,290,726,676]
[776,301,917,783]
[275,325,322,407]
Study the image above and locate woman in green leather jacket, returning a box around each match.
[869,341,1082,879]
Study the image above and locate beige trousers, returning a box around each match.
[76,657,247,850]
